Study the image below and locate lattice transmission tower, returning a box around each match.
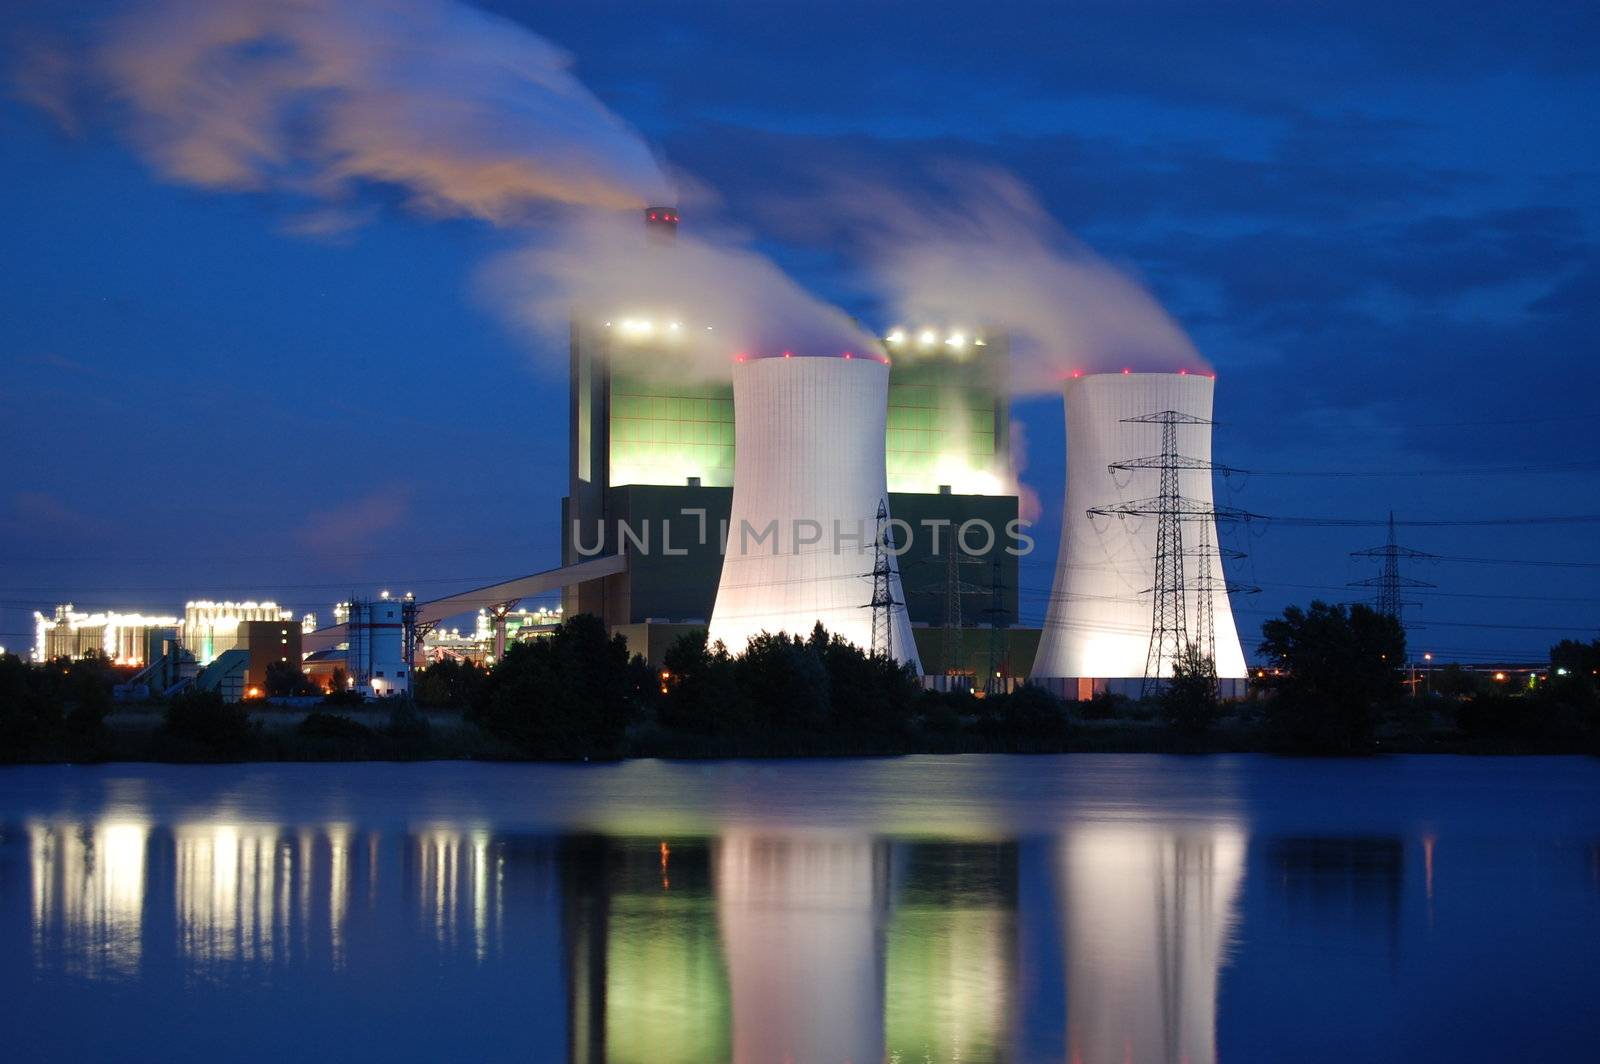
[1093,410,1257,698]
[865,499,902,660]
[919,542,985,681]
[1349,511,1435,625]
[982,557,1010,695]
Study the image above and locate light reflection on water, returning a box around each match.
[4,756,1600,1063]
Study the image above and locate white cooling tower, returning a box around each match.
[1032,372,1246,691]
[708,356,921,670]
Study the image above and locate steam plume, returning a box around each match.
[58,0,672,218]
[485,212,879,377]
[787,166,1206,392]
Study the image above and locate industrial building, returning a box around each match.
[33,604,179,666]
[182,601,296,664]
[561,207,1025,680]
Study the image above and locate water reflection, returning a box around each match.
[1267,836,1404,958]
[886,842,1018,1063]
[18,820,1254,1062]
[1057,825,1246,1064]
[30,820,148,979]
[718,833,890,1064]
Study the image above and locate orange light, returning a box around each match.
[1494,672,1507,682]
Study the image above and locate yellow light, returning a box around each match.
[1494,672,1506,681]
[619,318,653,337]
[918,329,937,346]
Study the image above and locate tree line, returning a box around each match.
[3,603,1596,762]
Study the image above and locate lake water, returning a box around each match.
[3,755,1598,1063]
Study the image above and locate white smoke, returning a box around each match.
[776,165,1207,393]
[483,211,879,377]
[53,0,672,218]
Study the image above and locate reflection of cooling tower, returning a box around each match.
[708,357,920,669]
[1057,824,1246,1064]
[716,833,889,1064]
[1032,372,1246,688]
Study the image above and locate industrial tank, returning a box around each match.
[708,355,921,670]
[1031,371,1246,692]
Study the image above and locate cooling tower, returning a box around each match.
[1032,372,1246,691]
[708,356,921,670]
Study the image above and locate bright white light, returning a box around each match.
[918,329,937,346]
[619,318,653,337]
[668,321,682,332]
[946,332,966,348]
[885,328,905,344]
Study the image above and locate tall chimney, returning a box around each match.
[644,205,679,242]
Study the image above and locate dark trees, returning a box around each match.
[1258,601,1406,754]
[413,658,488,707]
[468,613,635,757]
[1161,642,1221,737]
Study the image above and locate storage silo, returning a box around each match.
[708,356,921,670]
[1031,372,1246,694]
[345,596,409,698]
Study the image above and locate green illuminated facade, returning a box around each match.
[886,332,1010,495]
[608,370,734,488]
[564,319,1022,657]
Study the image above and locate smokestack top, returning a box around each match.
[645,206,679,240]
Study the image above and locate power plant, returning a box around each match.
[27,208,1259,700]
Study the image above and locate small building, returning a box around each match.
[239,618,303,694]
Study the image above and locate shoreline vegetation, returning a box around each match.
[4,606,1597,765]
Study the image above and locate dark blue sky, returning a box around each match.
[3,1,1597,660]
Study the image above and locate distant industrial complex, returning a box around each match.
[31,208,1254,701]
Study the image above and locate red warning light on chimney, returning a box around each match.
[644,206,680,241]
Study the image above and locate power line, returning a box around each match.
[1239,461,1600,478]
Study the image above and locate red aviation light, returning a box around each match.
[734,353,747,362]
[1070,370,1083,379]
[842,351,853,359]
[782,351,793,358]
[1178,368,1188,375]
[1122,367,1131,375]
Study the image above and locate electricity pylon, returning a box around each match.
[1094,410,1257,698]
[1349,511,1434,624]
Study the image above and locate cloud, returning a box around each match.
[296,486,411,553]
[8,32,80,136]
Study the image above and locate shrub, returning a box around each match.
[298,711,373,740]
[164,688,253,756]
[1161,643,1221,737]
